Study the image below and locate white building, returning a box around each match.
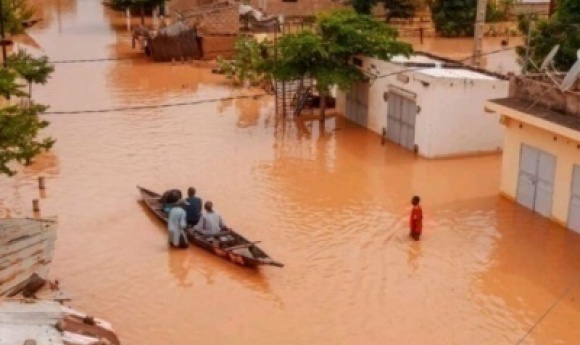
[336,54,510,158]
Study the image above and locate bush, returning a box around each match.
[430,0,477,37]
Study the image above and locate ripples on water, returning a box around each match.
[1,1,580,344]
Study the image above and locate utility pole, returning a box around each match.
[471,0,488,67]
[0,0,7,67]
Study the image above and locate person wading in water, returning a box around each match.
[168,199,189,249]
[409,196,423,241]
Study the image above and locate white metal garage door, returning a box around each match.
[386,92,416,151]
[568,165,580,234]
[516,144,556,218]
[345,82,368,127]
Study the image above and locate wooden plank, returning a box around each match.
[0,219,57,297]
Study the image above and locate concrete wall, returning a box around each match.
[512,75,580,118]
[500,119,580,226]
[337,55,508,158]
[424,76,507,157]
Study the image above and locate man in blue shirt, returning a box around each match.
[183,187,203,227]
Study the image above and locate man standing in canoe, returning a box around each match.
[168,199,189,249]
[409,196,423,241]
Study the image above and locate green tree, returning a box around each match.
[430,0,477,37]
[217,37,270,87]
[1,0,35,35]
[221,10,412,121]
[517,0,580,71]
[0,0,54,176]
[383,0,417,22]
[352,0,376,14]
[352,0,418,22]
[7,50,54,97]
[0,103,54,176]
[0,68,26,98]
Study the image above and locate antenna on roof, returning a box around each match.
[540,44,559,71]
[560,54,580,91]
[527,44,562,87]
[528,45,579,92]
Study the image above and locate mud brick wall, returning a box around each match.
[249,0,345,16]
[511,76,580,118]
[201,35,237,60]
[198,6,240,35]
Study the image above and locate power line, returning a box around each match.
[514,275,580,345]
[371,47,517,80]
[42,47,517,114]
[41,94,267,115]
[50,57,139,64]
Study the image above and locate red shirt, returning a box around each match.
[410,206,423,232]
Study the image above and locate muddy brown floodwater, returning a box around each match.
[1,1,580,344]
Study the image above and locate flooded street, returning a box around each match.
[2,1,580,344]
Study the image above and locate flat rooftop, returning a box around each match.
[489,98,580,132]
[390,54,501,81]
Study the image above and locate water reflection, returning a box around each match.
[407,240,422,273]
[32,0,78,31]
[167,250,193,287]
[2,1,579,344]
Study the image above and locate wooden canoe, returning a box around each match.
[138,186,284,268]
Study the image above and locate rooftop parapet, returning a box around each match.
[509,73,580,118]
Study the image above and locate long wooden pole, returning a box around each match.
[0,0,7,67]
[471,0,488,67]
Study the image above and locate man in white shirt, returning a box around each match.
[194,201,227,236]
[167,199,188,248]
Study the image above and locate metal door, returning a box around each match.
[386,92,416,150]
[568,165,580,233]
[516,144,556,217]
[345,82,368,127]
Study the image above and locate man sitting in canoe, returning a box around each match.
[160,189,182,214]
[194,201,228,240]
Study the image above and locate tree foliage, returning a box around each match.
[0,0,55,176]
[271,10,412,95]
[0,104,54,176]
[0,68,26,98]
[383,0,418,22]
[1,0,35,36]
[352,0,375,14]
[352,0,417,21]
[217,37,271,87]
[7,50,54,97]
[430,0,477,37]
[516,0,580,71]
